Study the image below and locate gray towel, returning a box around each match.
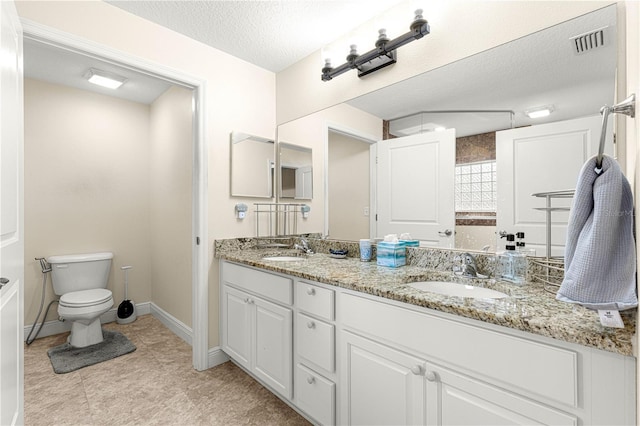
[557,154,637,310]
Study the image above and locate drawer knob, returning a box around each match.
[306,287,316,296]
[410,365,423,375]
[425,371,438,382]
[307,376,315,384]
[307,321,316,329]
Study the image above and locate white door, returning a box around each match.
[295,165,312,199]
[341,331,425,426]
[496,116,611,257]
[376,130,455,247]
[0,1,24,425]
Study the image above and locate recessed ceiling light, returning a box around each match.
[525,105,554,119]
[85,68,127,89]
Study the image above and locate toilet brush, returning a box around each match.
[116,265,137,324]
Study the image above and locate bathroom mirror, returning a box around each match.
[277,4,617,249]
[278,142,313,200]
[230,131,275,198]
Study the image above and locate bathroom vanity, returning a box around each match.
[217,242,636,426]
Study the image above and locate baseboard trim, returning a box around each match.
[208,346,229,368]
[149,302,192,346]
[24,301,152,341]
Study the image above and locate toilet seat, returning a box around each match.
[59,289,113,308]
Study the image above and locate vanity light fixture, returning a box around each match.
[525,105,554,119]
[321,9,430,81]
[85,68,127,89]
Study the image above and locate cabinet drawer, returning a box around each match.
[296,312,335,372]
[296,281,334,320]
[341,293,578,408]
[295,363,335,426]
[222,261,292,305]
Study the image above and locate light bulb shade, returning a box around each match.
[85,68,127,89]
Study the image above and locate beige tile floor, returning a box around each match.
[24,315,310,426]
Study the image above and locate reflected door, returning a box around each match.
[375,130,455,247]
[496,115,611,256]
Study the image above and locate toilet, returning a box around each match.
[47,252,114,348]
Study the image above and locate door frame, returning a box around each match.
[323,122,378,238]
[20,20,210,371]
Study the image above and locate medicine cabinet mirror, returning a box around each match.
[230,131,275,198]
[278,142,313,200]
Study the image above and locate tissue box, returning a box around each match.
[376,242,406,267]
[400,239,419,247]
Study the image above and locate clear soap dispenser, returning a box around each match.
[498,234,526,285]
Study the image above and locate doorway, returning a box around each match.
[21,22,208,370]
[325,127,377,240]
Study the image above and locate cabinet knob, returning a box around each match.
[307,376,315,384]
[410,365,423,375]
[0,277,9,289]
[307,321,315,329]
[244,298,254,304]
[425,371,438,382]
[306,287,316,296]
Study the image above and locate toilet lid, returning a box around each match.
[59,289,112,307]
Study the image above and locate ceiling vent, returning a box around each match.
[570,26,607,55]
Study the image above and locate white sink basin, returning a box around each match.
[408,281,508,299]
[262,256,306,262]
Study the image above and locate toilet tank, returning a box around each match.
[47,252,113,296]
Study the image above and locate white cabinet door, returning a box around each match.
[376,130,455,248]
[496,115,611,256]
[221,285,252,369]
[0,2,23,425]
[341,331,425,426]
[253,296,292,399]
[425,363,577,426]
[221,284,292,399]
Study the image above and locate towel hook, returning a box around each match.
[595,93,636,173]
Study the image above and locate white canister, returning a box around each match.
[359,239,372,262]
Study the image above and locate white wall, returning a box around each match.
[16,0,277,350]
[16,0,623,354]
[276,1,612,124]
[24,78,152,324]
[149,86,193,328]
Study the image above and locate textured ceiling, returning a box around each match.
[23,1,617,136]
[106,0,406,72]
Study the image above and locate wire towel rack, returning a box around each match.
[254,203,307,238]
[530,189,575,293]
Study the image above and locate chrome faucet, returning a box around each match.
[294,238,314,255]
[458,252,479,277]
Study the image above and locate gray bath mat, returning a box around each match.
[47,329,136,374]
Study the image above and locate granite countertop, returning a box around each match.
[216,245,636,357]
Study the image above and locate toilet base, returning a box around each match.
[68,317,104,348]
